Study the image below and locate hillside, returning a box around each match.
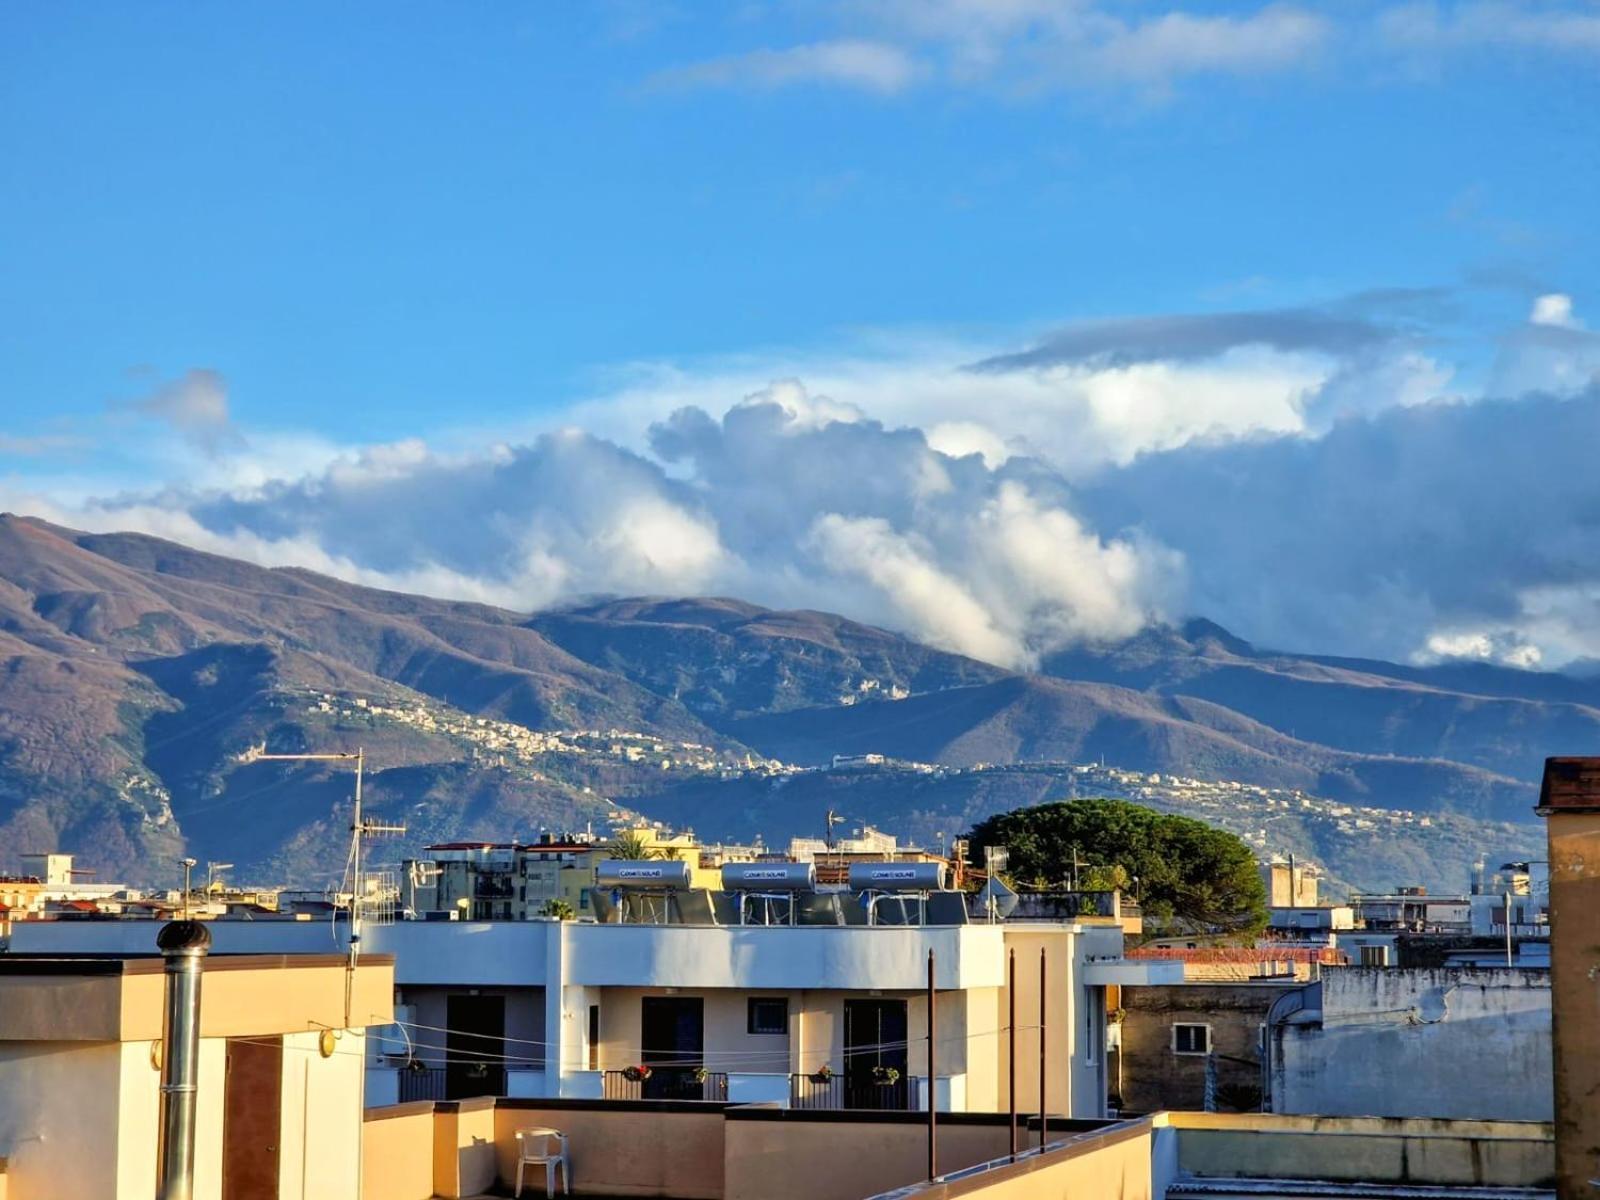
[0,514,1568,885]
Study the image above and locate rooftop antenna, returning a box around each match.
[824,809,845,851]
[241,746,404,1021]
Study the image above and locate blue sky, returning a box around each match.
[4,3,1600,669]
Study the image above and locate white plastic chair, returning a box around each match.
[514,1126,571,1197]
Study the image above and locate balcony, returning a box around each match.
[602,1068,730,1102]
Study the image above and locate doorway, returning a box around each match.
[446,993,507,1099]
[844,998,910,1110]
[640,996,704,1100]
[222,1035,282,1200]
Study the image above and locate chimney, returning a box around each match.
[156,920,212,1200]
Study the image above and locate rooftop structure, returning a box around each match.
[0,949,393,1200]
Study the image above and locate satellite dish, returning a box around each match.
[978,874,1019,919]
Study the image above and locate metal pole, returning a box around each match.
[1505,889,1514,966]
[157,920,212,1200]
[927,949,938,1180]
[1039,946,1048,1149]
[1008,948,1017,1159]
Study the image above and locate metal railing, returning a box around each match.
[789,1072,916,1111]
[602,1068,729,1102]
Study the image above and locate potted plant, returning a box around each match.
[871,1065,901,1086]
[690,1065,710,1083]
[809,1064,834,1083]
[622,1063,653,1083]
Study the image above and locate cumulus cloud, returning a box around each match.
[16,287,1600,673]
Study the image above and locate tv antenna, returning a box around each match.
[241,746,405,1018]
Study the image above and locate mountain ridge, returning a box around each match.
[0,513,1560,886]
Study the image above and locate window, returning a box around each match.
[1359,945,1390,967]
[747,998,788,1035]
[1172,1023,1211,1055]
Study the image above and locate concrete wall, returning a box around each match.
[1119,983,1292,1113]
[399,983,545,1067]
[1161,1112,1555,1189]
[1545,806,1600,1200]
[0,1041,124,1200]
[725,1113,1021,1200]
[360,1103,435,1200]
[491,1101,727,1199]
[563,924,1005,991]
[1273,966,1551,1121]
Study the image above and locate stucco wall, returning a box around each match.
[1273,966,1551,1121]
[492,1101,727,1199]
[0,1041,124,1200]
[1545,807,1600,1200]
[361,1104,435,1200]
[279,1029,365,1200]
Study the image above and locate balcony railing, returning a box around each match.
[395,1060,540,1102]
[602,1068,729,1102]
[788,1073,915,1111]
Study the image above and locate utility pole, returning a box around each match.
[927,949,937,1181]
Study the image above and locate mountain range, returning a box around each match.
[0,513,1570,890]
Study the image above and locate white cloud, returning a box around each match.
[1380,2,1600,57]
[651,39,920,94]
[1531,293,1578,329]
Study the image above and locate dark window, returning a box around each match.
[1173,1023,1211,1055]
[748,998,788,1035]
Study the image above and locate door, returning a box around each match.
[223,1035,282,1200]
[640,996,704,1099]
[844,999,909,1110]
[446,993,507,1099]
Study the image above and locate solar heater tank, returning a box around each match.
[594,859,692,890]
[848,861,946,891]
[721,862,816,892]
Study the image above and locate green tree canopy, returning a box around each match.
[967,799,1267,935]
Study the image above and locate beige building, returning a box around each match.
[0,951,393,1200]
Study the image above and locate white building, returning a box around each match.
[5,911,1177,1120]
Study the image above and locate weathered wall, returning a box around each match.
[1164,1112,1554,1188]
[1546,808,1600,1200]
[1118,983,1292,1113]
[1273,966,1551,1121]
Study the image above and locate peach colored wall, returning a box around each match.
[929,1125,1152,1200]
[491,1105,727,1199]
[361,1106,435,1200]
[723,1119,1017,1200]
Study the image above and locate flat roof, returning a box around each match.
[1537,756,1600,814]
[0,952,394,976]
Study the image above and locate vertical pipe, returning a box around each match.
[1038,946,1048,1150]
[1505,889,1514,966]
[927,949,937,1180]
[157,920,212,1200]
[1008,948,1017,1159]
